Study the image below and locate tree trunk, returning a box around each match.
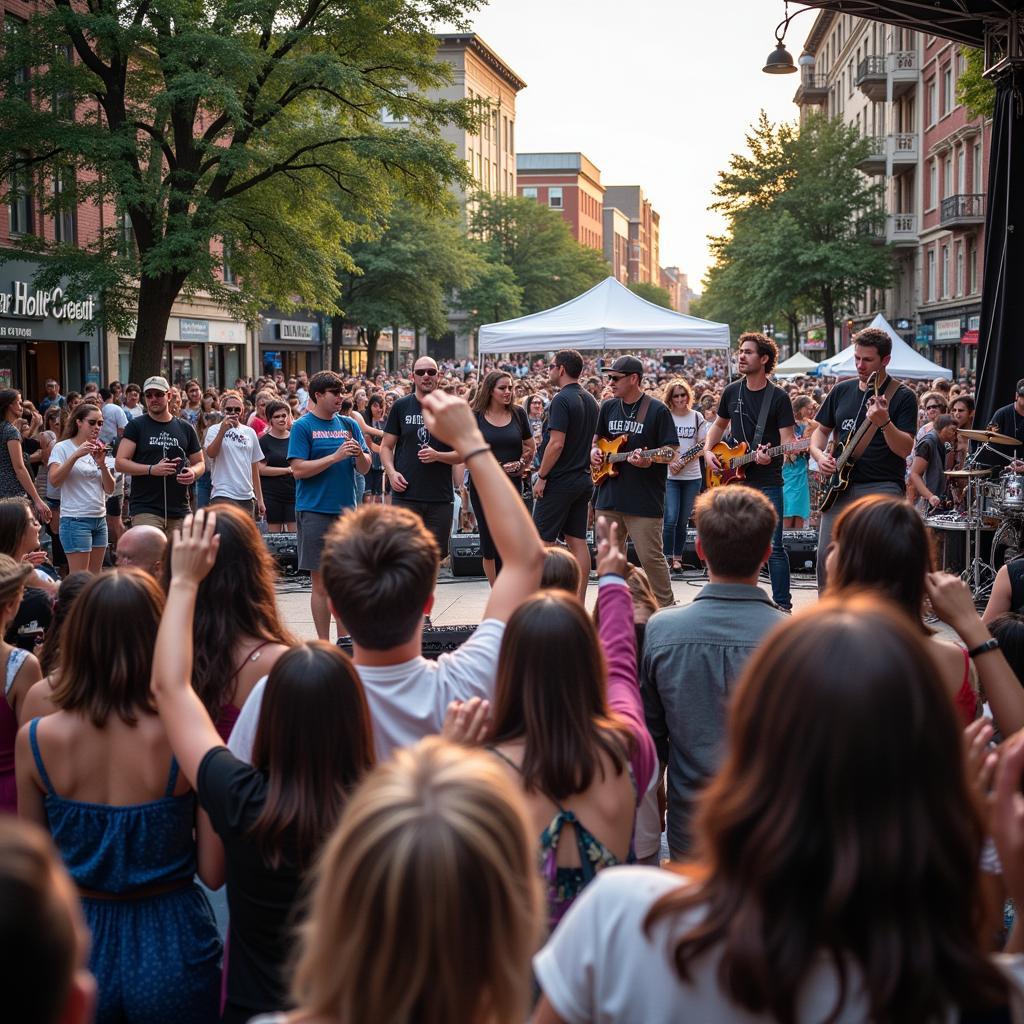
[392,322,401,373]
[786,311,799,352]
[330,314,344,373]
[129,276,182,384]
[822,287,836,358]
[365,327,381,374]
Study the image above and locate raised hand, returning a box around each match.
[171,510,220,586]
[595,515,627,578]
[442,697,491,746]
[421,391,484,456]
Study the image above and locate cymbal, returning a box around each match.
[959,428,1020,445]
[945,469,992,478]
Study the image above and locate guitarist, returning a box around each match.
[590,356,679,607]
[810,326,917,592]
[703,333,795,611]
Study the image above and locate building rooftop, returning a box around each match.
[434,33,527,92]
[516,152,603,187]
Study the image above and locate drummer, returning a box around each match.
[910,415,957,514]
[985,378,1024,470]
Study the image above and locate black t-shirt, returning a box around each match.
[716,380,795,488]
[383,394,454,504]
[988,404,1024,463]
[594,395,678,517]
[914,430,948,499]
[123,414,201,518]
[197,747,303,1023]
[5,586,52,652]
[473,406,531,467]
[258,433,296,505]
[539,383,599,491]
[816,377,918,486]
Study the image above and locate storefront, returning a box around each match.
[0,259,102,399]
[924,307,982,378]
[259,312,323,378]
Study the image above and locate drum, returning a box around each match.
[997,473,1024,514]
[926,514,995,576]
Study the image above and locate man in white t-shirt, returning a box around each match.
[203,390,265,519]
[228,389,545,763]
[98,388,128,448]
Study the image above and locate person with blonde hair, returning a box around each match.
[249,738,542,1024]
[660,378,706,575]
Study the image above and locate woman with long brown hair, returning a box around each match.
[535,595,1024,1022]
[469,371,535,585]
[161,502,293,740]
[151,510,376,1024]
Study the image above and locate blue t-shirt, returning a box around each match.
[287,412,368,514]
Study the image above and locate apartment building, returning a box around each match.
[603,206,630,283]
[516,152,604,251]
[660,266,692,314]
[603,185,660,285]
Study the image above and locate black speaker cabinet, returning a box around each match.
[338,624,476,661]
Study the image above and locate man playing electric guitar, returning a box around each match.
[810,326,917,592]
[590,356,679,607]
[704,332,796,611]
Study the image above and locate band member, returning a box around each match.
[810,326,917,591]
[986,379,1024,471]
[590,356,678,607]
[703,333,795,611]
[910,414,957,514]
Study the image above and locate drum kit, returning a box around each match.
[928,428,1024,600]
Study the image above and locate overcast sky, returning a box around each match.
[445,0,813,291]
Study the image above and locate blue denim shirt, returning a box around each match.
[640,583,787,857]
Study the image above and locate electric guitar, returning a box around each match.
[591,435,679,486]
[705,438,812,489]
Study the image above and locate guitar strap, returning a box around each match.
[750,381,776,451]
[849,375,901,462]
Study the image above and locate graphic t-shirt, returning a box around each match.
[258,433,295,506]
[383,394,454,504]
[204,422,264,500]
[668,411,708,482]
[816,376,918,486]
[594,395,678,517]
[122,415,201,518]
[47,440,106,517]
[716,380,795,488]
[539,383,600,491]
[287,412,367,514]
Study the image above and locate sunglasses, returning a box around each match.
[223,407,243,414]
[413,368,438,377]
[144,390,165,398]
[606,374,625,382]
[925,404,942,411]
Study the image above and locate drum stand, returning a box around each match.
[962,442,1014,601]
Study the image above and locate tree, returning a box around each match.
[707,112,894,356]
[467,193,609,313]
[0,0,482,381]
[628,281,673,308]
[956,47,997,120]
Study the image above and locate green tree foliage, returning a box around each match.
[627,281,673,309]
[956,47,996,120]
[0,0,482,380]
[467,193,609,314]
[701,112,894,356]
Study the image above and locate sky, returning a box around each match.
[443,0,813,292]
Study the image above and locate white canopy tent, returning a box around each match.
[774,352,819,377]
[477,276,731,353]
[813,313,952,380]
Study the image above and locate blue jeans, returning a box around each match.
[663,478,701,558]
[195,472,212,509]
[59,515,108,554]
[761,485,791,609]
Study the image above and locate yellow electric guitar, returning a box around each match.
[705,437,812,489]
[591,435,683,486]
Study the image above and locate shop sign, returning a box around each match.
[916,324,935,344]
[179,318,210,342]
[0,282,95,323]
[935,317,963,341]
[277,320,318,342]
[0,260,98,341]
[803,339,825,351]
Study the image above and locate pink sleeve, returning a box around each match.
[598,581,657,799]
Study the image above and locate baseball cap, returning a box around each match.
[142,376,170,393]
[601,356,644,377]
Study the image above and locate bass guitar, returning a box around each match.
[591,435,679,486]
[818,371,885,513]
[705,437,812,489]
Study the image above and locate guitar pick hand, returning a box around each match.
[754,444,772,466]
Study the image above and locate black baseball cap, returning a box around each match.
[601,356,644,377]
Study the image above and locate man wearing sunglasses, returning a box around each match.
[380,357,459,561]
[115,375,205,537]
[203,390,266,520]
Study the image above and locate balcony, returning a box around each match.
[940,194,986,227]
[886,213,918,247]
[855,136,886,176]
[888,50,919,98]
[857,220,885,245]
[889,132,918,170]
[794,74,828,106]
[856,55,887,101]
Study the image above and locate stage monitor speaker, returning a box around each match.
[450,534,484,577]
[783,530,818,572]
[263,531,300,574]
[338,624,476,661]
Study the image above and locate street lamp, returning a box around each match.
[762,1,817,75]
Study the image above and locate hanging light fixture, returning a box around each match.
[763,1,806,75]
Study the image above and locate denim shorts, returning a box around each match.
[59,515,108,554]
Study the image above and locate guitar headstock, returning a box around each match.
[651,447,677,463]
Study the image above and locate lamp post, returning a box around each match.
[762,2,819,75]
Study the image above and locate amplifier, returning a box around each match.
[263,531,300,574]
[450,534,485,577]
[338,624,476,661]
[783,529,818,572]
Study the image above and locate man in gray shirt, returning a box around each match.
[641,485,787,860]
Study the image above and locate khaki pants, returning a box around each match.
[130,512,184,540]
[597,510,674,608]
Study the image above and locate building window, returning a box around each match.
[943,154,953,198]
[941,244,950,298]
[508,119,514,154]
[548,187,563,209]
[942,65,953,115]
[222,239,236,285]
[927,79,937,125]
[52,170,75,243]
[955,241,964,296]
[8,155,33,236]
[4,15,30,96]
[968,240,978,293]
[117,209,136,260]
[521,186,537,200]
[929,161,937,208]
[973,142,983,192]
[957,147,966,193]
[52,44,74,120]
[927,248,936,302]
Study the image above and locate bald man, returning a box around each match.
[114,524,168,578]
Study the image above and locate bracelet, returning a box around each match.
[968,637,1000,659]
[880,419,892,431]
[463,445,492,464]
[148,464,152,476]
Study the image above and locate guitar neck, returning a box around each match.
[731,438,809,468]
[607,444,685,464]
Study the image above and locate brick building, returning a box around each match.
[603,206,630,283]
[516,152,604,251]
[603,185,660,285]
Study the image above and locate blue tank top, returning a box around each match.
[29,717,198,893]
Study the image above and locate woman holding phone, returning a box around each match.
[47,405,116,573]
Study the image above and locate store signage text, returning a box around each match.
[278,321,316,341]
[0,282,95,322]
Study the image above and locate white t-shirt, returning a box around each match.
[123,404,146,421]
[47,439,106,517]
[668,411,707,481]
[99,402,128,446]
[228,620,505,764]
[204,422,263,500]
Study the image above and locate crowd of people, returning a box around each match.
[11,337,1024,1023]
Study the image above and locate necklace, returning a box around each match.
[619,396,643,421]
